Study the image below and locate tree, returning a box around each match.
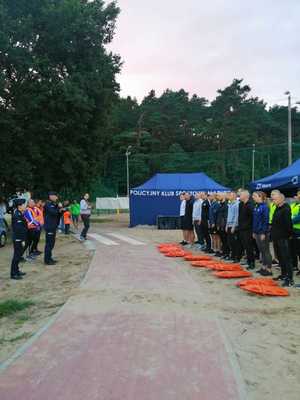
[0,0,121,195]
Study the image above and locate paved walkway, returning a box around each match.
[0,231,245,399]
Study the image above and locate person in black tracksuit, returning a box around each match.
[10,199,28,280]
[44,192,62,265]
[201,193,212,252]
[271,193,294,287]
[238,190,255,269]
[216,193,229,258]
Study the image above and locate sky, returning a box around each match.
[108,0,300,106]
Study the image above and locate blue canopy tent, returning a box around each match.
[250,159,300,192]
[130,172,229,227]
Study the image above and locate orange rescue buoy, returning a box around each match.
[241,284,289,296]
[213,270,252,279]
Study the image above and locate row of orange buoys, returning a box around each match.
[157,243,289,296]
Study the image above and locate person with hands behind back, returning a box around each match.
[44,192,62,265]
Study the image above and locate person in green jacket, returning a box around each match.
[290,190,300,276]
[70,200,80,230]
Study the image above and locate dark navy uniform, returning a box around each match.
[44,200,61,264]
[11,206,28,278]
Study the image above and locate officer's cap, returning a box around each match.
[14,198,26,207]
[48,191,58,196]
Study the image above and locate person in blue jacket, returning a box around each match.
[10,199,28,280]
[252,191,272,276]
[44,192,63,265]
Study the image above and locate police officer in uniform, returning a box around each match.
[11,199,28,280]
[44,192,62,265]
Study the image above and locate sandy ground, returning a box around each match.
[0,231,92,363]
[119,220,300,400]
[1,213,300,399]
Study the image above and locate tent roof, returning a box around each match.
[250,159,300,191]
[133,172,229,191]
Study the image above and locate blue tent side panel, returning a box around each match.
[129,172,229,227]
[250,159,300,191]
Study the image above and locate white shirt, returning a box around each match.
[80,199,92,215]
[192,199,203,221]
[180,200,186,216]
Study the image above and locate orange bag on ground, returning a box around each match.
[213,270,252,279]
[190,261,216,268]
[236,278,278,287]
[184,255,212,262]
[160,247,180,253]
[241,284,289,296]
[210,264,243,271]
[165,250,186,257]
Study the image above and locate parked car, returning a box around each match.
[0,218,7,247]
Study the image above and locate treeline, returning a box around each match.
[1,1,299,197]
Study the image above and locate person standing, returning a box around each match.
[209,193,221,256]
[179,193,187,245]
[192,192,204,249]
[80,193,92,241]
[271,192,294,286]
[225,191,241,262]
[238,190,255,269]
[290,191,300,276]
[44,192,62,265]
[10,199,27,280]
[70,199,80,230]
[31,199,44,255]
[216,192,230,258]
[24,199,41,259]
[252,191,273,276]
[201,192,212,253]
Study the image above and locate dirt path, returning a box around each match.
[0,233,92,363]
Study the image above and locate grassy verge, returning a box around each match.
[0,300,35,318]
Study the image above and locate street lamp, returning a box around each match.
[284,91,292,165]
[125,145,132,197]
[284,92,300,165]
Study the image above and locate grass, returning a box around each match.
[0,299,35,318]
[0,332,33,344]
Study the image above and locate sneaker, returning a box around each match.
[260,269,273,276]
[272,259,279,266]
[79,236,85,242]
[32,250,42,256]
[281,279,294,287]
[214,252,222,257]
[240,260,248,266]
[18,271,27,276]
[256,268,265,275]
[179,240,187,245]
[296,270,300,276]
[44,260,56,266]
[247,263,256,270]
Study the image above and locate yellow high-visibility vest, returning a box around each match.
[290,202,300,230]
[269,202,276,224]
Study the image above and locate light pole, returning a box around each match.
[125,145,132,197]
[285,91,292,165]
[252,143,256,181]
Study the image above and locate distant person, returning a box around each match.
[31,199,44,255]
[192,192,204,249]
[80,193,92,241]
[44,192,62,265]
[216,192,230,259]
[0,196,8,229]
[201,192,212,253]
[225,191,241,262]
[252,191,272,276]
[182,192,194,247]
[290,190,300,276]
[209,192,221,256]
[238,190,255,270]
[10,199,27,280]
[63,200,72,235]
[70,199,80,230]
[24,199,41,259]
[271,192,294,287]
[179,193,187,245]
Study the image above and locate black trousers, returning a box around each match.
[44,230,56,263]
[23,230,35,256]
[227,228,242,260]
[194,221,204,245]
[274,238,293,281]
[30,230,41,253]
[201,221,211,249]
[289,236,300,270]
[81,215,90,239]
[218,229,230,256]
[11,240,24,277]
[239,230,255,263]
[65,224,70,234]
